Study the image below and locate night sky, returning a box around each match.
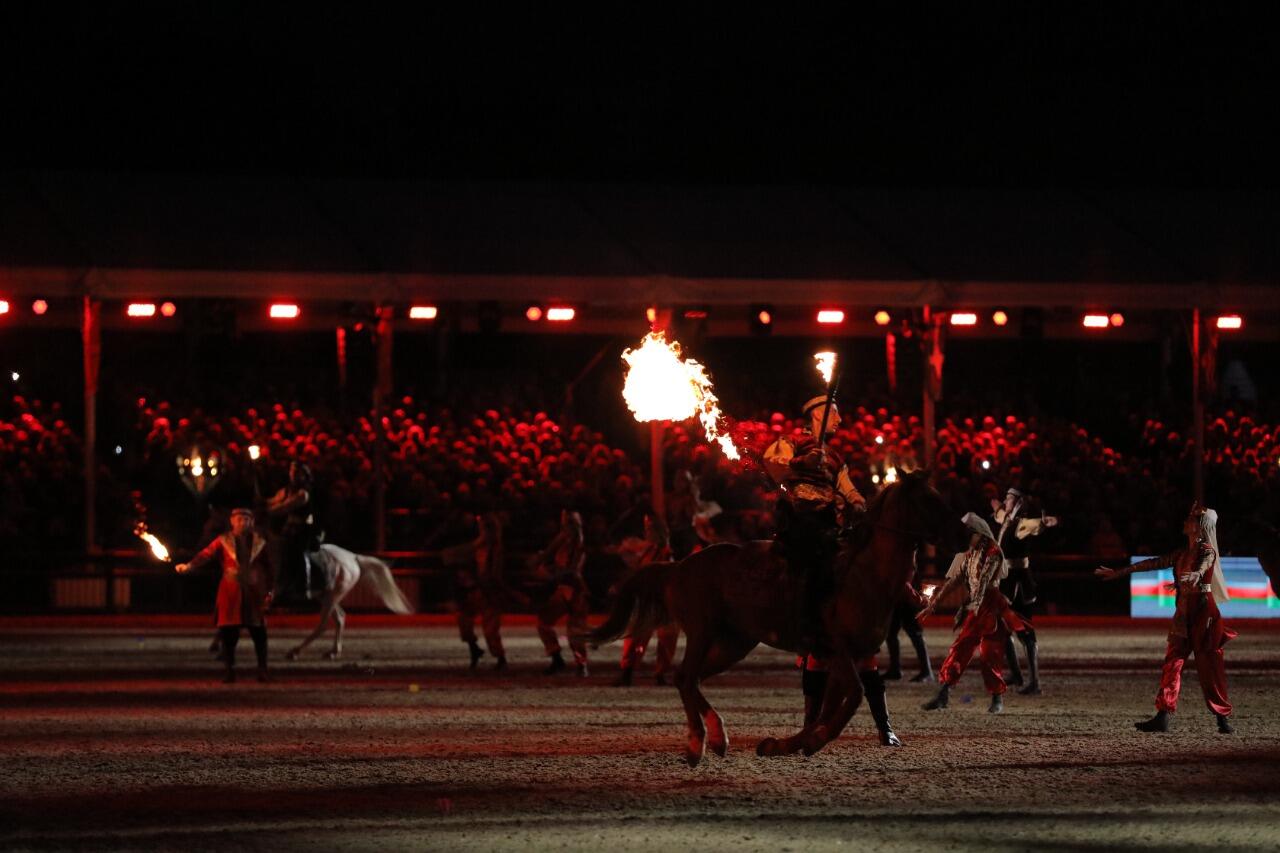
[3,6,1275,187]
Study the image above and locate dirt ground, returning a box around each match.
[2,618,1279,852]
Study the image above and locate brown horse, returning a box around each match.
[586,472,961,766]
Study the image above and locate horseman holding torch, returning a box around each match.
[764,353,867,651]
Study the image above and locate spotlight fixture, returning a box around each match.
[992,310,1009,327]
[1109,313,1125,328]
[31,299,48,315]
[949,312,978,326]
[873,309,892,326]
[1216,314,1243,330]
[269,303,301,319]
[160,301,178,317]
[546,306,575,322]
[1082,314,1110,328]
[524,305,544,322]
[409,305,439,320]
[126,303,157,318]
[816,309,845,324]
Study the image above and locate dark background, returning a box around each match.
[3,6,1275,188]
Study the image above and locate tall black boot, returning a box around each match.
[862,670,902,746]
[543,651,566,675]
[1003,633,1024,687]
[468,640,484,671]
[907,627,934,682]
[1017,630,1041,695]
[802,668,828,728]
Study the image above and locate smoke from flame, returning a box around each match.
[814,351,836,385]
[621,331,740,460]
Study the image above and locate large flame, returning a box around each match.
[621,331,740,460]
[134,524,171,562]
[814,351,836,385]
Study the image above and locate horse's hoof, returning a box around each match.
[684,747,704,768]
[709,735,728,759]
[755,737,780,757]
[880,730,903,747]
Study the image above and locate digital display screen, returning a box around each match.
[1130,556,1279,618]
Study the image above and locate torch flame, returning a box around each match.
[621,331,740,460]
[922,584,937,600]
[814,351,836,385]
[134,524,171,562]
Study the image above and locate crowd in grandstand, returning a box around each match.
[4,390,1279,567]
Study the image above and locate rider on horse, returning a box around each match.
[764,394,866,650]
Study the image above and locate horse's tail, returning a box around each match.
[581,561,674,647]
[356,554,415,615]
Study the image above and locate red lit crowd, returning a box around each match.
[4,393,1279,560]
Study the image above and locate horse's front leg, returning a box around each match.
[326,603,346,659]
[287,597,335,660]
[803,655,864,755]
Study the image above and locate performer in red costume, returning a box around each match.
[1096,503,1236,734]
[920,512,1024,714]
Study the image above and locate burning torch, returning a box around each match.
[813,350,843,455]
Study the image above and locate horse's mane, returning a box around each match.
[838,471,930,563]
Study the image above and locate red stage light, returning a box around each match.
[31,299,48,315]
[269,303,300,319]
[127,303,157,318]
[816,309,845,324]
[683,309,708,320]
[757,309,772,325]
[1082,314,1109,328]
[992,310,1009,326]
[546,306,575,322]
[160,302,177,317]
[409,305,439,320]
[950,312,978,326]
[1109,313,1125,328]
[1216,314,1243,330]
[525,305,544,322]
[873,310,892,326]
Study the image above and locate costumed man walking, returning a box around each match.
[456,512,515,672]
[536,509,590,676]
[176,507,275,683]
[921,512,1030,714]
[614,514,676,686]
[266,461,321,603]
[990,486,1057,694]
[1096,503,1235,734]
[764,394,908,745]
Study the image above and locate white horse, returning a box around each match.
[286,543,414,660]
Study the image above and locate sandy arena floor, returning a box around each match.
[2,617,1279,852]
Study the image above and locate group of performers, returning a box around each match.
[761,390,1235,735]
[174,387,1238,738]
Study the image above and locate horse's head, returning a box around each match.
[885,470,966,553]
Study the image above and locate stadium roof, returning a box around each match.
[3,172,1278,308]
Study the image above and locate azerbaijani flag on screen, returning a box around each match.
[1130,556,1280,618]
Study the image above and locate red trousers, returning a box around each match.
[620,623,678,673]
[457,586,505,658]
[1156,593,1235,716]
[938,589,1013,695]
[537,581,589,665]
